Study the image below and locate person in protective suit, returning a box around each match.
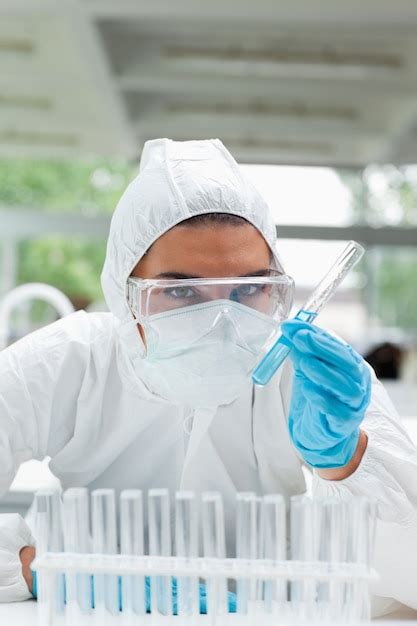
[0,139,416,617]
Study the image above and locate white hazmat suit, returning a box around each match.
[0,139,416,616]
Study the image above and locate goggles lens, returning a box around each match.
[127,272,294,322]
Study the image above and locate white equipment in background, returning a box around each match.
[0,283,74,350]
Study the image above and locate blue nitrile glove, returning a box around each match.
[281,320,371,469]
[31,571,236,614]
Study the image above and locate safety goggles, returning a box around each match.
[127,271,294,323]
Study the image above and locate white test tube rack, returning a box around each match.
[33,488,378,626]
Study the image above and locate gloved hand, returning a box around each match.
[155,577,236,614]
[0,513,35,602]
[32,571,237,614]
[281,319,371,469]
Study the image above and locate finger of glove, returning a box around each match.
[296,353,368,408]
[299,377,366,426]
[197,583,236,614]
[282,320,361,375]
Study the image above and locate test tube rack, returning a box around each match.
[33,488,377,625]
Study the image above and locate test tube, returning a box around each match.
[201,492,228,618]
[120,490,146,619]
[262,495,286,612]
[252,241,365,385]
[346,498,377,621]
[235,493,259,615]
[33,490,65,617]
[175,491,199,617]
[33,492,55,626]
[148,488,172,616]
[317,499,348,621]
[34,488,63,551]
[63,488,92,618]
[91,489,119,619]
[290,495,319,621]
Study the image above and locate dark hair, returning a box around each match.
[180,213,250,227]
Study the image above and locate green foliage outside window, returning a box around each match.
[339,165,417,330]
[0,157,136,310]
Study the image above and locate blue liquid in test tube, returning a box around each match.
[252,241,364,386]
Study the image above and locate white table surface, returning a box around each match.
[1,600,417,625]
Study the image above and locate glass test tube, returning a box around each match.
[33,492,55,626]
[235,492,259,615]
[148,488,172,616]
[91,489,119,618]
[120,490,145,619]
[290,495,318,620]
[346,498,377,621]
[253,240,365,385]
[175,491,199,617]
[34,489,65,617]
[262,494,286,611]
[63,488,92,618]
[201,492,228,618]
[317,499,348,622]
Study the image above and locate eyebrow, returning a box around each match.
[153,269,275,279]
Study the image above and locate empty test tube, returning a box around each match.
[91,489,119,617]
[148,488,172,616]
[262,495,286,610]
[317,499,348,621]
[120,490,146,618]
[175,491,199,617]
[35,488,63,551]
[346,498,377,621]
[201,492,228,617]
[235,493,260,615]
[63,488,92,617]
[349,498,377,568]
[290,495,319,617]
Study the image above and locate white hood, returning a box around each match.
[101,138,282,322]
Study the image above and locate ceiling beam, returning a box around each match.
[1,209,416,247]
[276,224,417,247]
[118,70,417,98]
[134,111,381,140]
[84,0,417,27]
[61,0,138,158]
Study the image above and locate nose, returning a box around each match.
[210,307,245,346]
[205,285,235,301]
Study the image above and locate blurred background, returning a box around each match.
[0,0,416,510]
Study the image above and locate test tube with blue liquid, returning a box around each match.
[253,241,365,385]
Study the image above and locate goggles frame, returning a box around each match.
[127,272,294,322]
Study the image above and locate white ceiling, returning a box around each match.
[1,0,417,166]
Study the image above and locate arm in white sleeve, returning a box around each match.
[0,515,35,602]
[313,369,417,615]
[0,312,91,602]
[0,311,90,495]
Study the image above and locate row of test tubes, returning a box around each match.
[33,488,377,625]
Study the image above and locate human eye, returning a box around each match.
[235,283,264,298]
[163,286,197,300]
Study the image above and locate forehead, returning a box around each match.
[133,223,271,278]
